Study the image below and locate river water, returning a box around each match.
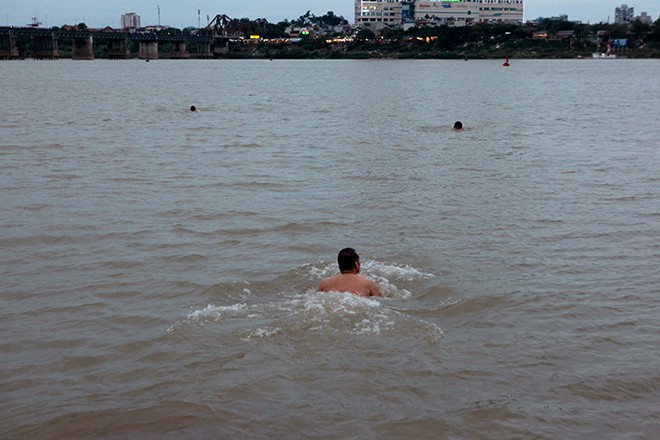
[1,58,659,439]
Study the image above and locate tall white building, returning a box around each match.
[637,11,652,25]
[415,1,480,26]
[121,12,141,30]
[478,0,524,23]
[614,4,634,24]
[355,1,524,29]
[355,0,404,30]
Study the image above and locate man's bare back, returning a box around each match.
[318,248,382,297]
[318,273,381,297]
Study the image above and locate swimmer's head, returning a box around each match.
[338,247,360,273]
[190,105,197,112]
[454,121,463,130]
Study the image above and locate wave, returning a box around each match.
[0,234,79,247]
[436,295,512,319]
[559,374,660,402]
[166,259,443,345]
[6,401,223,440]
[168,291,442,344]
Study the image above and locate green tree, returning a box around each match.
[631,18,651,40]
[260,22,288,39]
[318,11,347,27]
[380,27,404,40]
[292,10,314,26]
[648,18,660,44]
[356,28,376,40]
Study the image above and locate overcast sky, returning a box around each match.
[1,1,658,28]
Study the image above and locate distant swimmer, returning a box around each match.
[318,248,382,297]
[190,105,197,112]
[453,121,463,131]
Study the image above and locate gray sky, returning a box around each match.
[1,1,658,28]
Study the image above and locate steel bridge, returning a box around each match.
[0,26,233,60]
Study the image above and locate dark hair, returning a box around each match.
[190,105,197,111]
[454,121,462,129]
[338,248,359,272]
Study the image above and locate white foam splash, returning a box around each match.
[169,291,442,343]
[306,263,336,280]
[245,327,281,339]
[168,260,440,339]
[188,303,247,321]
[362,260,436,282]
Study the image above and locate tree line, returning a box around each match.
[229,14,660,59]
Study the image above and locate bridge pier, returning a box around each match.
[105,38,129,59]
[169,40,190,59]
[138,41,159,60]
[0,34,19,59]
[213,38,229,56]
[195,41,213,59]
[72,35,94,60]
[32,34,60,59]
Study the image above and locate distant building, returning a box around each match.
[28,17,42,28]
[614,4,634,24]
[401,1,415,23]
[478,0,524,24]
[355,0,404,31]
[355,1,524,30]
[144,25,170,32]
[121,12,141,31]
[539,14,568,22]
[637,12,653,25]
[415,1,480,26]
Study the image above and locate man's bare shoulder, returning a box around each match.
[318,275,340,291]
[318,277,331,292]
[363,277,382,297]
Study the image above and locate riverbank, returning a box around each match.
[217,43,660,60]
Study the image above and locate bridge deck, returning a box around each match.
[0,27,230,43]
